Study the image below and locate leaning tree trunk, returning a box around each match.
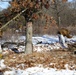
[25,22,33,54]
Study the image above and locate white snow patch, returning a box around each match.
[3,66,76,75]
[0,59,6,70]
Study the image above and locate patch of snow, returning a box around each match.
[18,46,25,52]
[0,59,6,70]
[18,36,26,42]
[3,66,76,75]
[65,36,76,44]
[1,35,76,53]
[0,45,2,53]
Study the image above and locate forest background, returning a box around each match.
[0,0,76,37]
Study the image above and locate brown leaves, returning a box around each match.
[32,14,39,20]
[51,0,55,3]
[9,0,51,13]
[44,1,50,9]
[11,1,19,8]
[41,0,46,4]
[62,0,68,2]
[29,2,34,8]
[9,0,68,13]
[3,13,9,17]
[21,1,27,7]
[51,0,67,4]
[3,50,76,70]
[10,1,21,12]
[4,0,68,24]
[35,3,40,9]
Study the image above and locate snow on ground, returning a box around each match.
[1,34,76,52]
[4,66,76,75]
[32,35,76,45]
[0,59,76,75]
[32,35,59,45]
[0,35,76,75]
[33,35,76,52]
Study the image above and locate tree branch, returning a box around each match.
[0,8,27,30]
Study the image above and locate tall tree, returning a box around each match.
[8,0,51,54]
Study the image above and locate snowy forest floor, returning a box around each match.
[0,35,76,75]
[2,43,76,71]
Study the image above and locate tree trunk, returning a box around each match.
[25,22,33,54]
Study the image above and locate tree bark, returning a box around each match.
[25,22,33,54]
